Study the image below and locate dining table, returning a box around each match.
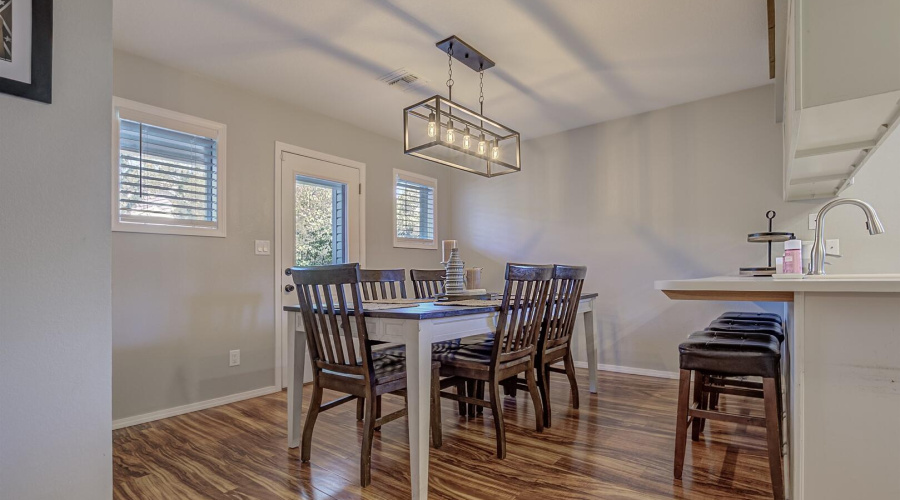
[283,292,599,500]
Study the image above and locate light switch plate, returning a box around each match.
[255,240,271,255]
[809,214,818,230]
[826,239,840,256]
[229,350,240,367]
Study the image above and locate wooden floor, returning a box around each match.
[113,370,778,499]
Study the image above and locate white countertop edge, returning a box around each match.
[654,276,900,293]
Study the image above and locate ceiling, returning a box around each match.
[113,0,771,141]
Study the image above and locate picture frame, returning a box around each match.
[0,0,52,103]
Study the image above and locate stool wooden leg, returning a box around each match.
[699,375,710,432]
[763,377,785,500]
[709,377,720,410]
[674,369,692,480]
[691,373,705,441]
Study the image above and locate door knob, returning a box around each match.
[284,268,293,276]
[284,284,295,293]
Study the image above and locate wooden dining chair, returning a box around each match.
[409,269,445,299]
[433,263,553,459]
[291,263,442,487]
[359,268,407,300]
[534,264,586,428]
[356,268,408,419]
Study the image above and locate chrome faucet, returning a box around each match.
[809,198,885,275]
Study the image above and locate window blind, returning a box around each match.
[395,177,435,242]
[118,118,219,227]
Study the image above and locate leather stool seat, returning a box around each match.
[707,319,784,343]
[718,312,783,323]
[679,331,780,378]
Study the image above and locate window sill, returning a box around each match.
[393,239,437,250]
[112,221,226,238]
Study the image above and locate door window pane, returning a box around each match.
[295,175,347,266]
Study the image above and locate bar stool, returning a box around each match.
[700,315,784,413]
[674,331,785,500]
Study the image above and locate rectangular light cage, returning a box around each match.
[404,95,521,177]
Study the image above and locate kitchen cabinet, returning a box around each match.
[778,0,900,201]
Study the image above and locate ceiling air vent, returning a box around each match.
[378,69,427,93]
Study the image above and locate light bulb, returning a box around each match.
[491,141,500,160]
[446,121,455,143]
[427,112,436,138]
[462,127,471,150]
[477,135,486,155]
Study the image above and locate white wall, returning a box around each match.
[0,1,113,498]
[448,84,900,374]
[111,50,451,421]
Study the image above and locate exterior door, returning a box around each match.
[279,148,363,386]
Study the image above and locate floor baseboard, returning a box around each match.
[573,361,679,380]
[113,386,281,430]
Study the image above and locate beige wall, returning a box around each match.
[0,1,113,497]
[112,50,450,421]
[447,84,900,374]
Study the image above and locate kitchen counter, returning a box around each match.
[657,274,900,500]
[655,275,900,294]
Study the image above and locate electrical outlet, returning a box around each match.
[809,213,818,230]
[255,240,271,256]
[826,239,840,256]
[229,349,240,367]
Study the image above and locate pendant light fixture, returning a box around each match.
[403,36,521,177]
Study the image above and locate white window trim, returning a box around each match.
[111,97,227,237]
[393,168,438,250]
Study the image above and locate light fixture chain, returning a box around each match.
[446,44,454,102]
[479,70,485,115]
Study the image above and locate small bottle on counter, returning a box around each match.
[783,239,802,274]
[775,256,784,275]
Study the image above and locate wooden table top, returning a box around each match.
[283,293,598,320]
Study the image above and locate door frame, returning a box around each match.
[273,141,366,388]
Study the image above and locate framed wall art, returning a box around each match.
[0,0,51,103]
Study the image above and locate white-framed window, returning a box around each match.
[111,97,227,237]
[393,169,437,249]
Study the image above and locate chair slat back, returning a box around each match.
[359,269,407,300]
[292,264,373,379]
[493,264,554,366]
[541,265,587,351]
[409,269,445,299]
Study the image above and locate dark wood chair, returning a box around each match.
[291,263,442,487]
[409,269,445,298]
[534,264,586,428]
[357,268,408,419]
[492,265,586,426]
[434,263,553,459]
[359,268,407,300]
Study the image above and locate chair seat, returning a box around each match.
[707,319,785,343]
[459,333,494,345]
[679,331,780,378]
[432,346,493,370]
[380,340,461,358]
[322,350,439,385]
[718,312,783,323]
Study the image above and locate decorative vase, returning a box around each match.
[444,248,466,295]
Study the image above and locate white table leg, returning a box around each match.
[287,314,307,449]
[406,324,432,500]
[583,300,598,394]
